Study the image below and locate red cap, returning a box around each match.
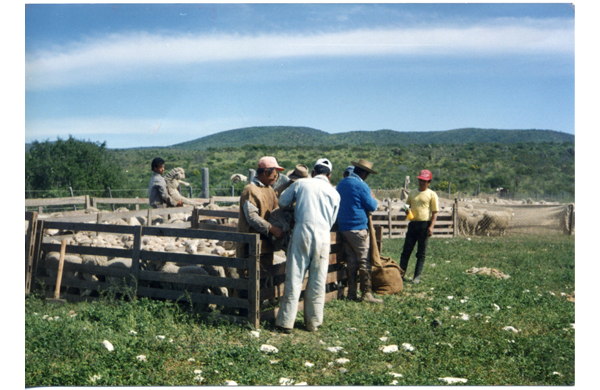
[417,169,432,181]
[258,156,285,171]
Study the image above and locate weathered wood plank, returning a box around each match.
[26,196,88,207]
[40,243,133,259]
[138,270,247,290]
[140,250,248,269]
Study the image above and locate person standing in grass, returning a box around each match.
[275,158,340,333]
[399,169,439,284]
[336,159,383,304]
[148,157,183,208]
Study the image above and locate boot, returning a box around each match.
[346,267,359,301]
[413,258,425,284]
[359,270,383,304]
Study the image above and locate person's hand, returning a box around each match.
[176,200,183,207]
[269,225,285,239]
[427,226,434,237]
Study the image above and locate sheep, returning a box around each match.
[45,252,83,280]
[230,173,248,183]
[476,210,514,236]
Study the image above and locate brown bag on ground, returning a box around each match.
[368,215,404,295]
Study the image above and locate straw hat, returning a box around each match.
[351,159,377,174]
[288,164,309,181]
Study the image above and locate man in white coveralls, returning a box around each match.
[275,158,340,333]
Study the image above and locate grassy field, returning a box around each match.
[25,235,575,386]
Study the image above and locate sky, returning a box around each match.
[22,2,578,149]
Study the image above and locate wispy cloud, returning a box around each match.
[25,116,262,146]
[26,19,573,90]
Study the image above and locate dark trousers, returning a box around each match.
[399,221,431,278]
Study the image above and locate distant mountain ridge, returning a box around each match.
[171,126,573,150]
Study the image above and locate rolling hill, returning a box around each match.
[170,126,574,150]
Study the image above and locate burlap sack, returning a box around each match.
[368,215,404,295]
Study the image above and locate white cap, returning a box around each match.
[314,158,333,172]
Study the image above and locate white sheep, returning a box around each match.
[476,210,514,236]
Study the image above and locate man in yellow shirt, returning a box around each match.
[400,170,439,284]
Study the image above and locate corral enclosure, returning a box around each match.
[25,193,574,327]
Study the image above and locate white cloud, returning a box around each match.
[26,20,573,90]
[25,116,261,146]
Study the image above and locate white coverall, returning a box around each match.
[275,175,340,331]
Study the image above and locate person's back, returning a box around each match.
[291,176,340,231]
[336,174,378,231]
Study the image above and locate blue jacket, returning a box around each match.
[336,173,378,231]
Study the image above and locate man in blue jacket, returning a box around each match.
[336,159,383,304]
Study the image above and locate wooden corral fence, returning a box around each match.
[25,207,358,329]
[371,199,456,239]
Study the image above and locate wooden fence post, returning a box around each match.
[568,203,574,235]
[30,219,45,294]
[191,207,199,229]
[247,234,261,328]
[135,197,139,211]
[387,199,392,239]
[130,226,142,289]
[453,198,458,237]
[69,187,77,211]
[106,187,115,211]
[25,212,39,294]
[202,168,209,199]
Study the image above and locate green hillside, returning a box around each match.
[170,126,574,150]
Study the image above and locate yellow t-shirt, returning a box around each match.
[406,188,439,221]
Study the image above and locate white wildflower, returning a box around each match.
[503,326,519,333]
[225,380,238,385]
[54,316,60,320]
[444,307,449,310]
[388,373,403,378]
[194,369,202,374]
[439,377,468,384]
[194,375,204,382]
[249,331,260,338]
[402,343,415,352]
[467,238,471,241]
[571,323,575,329]
[448,296,454,300]
[129,330,137,335]
[328,362,334,367]
[305,362,314,367]
[34,312,38,316]
[390,380,399,385]
[415,316,422,319]
[48,317,53,321]
[493,304,500,310]
[460,299,467,303]
[384,331,390,335]
[379,336,389,342]
[523,290,530,293]
[156,335,165,340]
[326,346,343,353]
[549,292,556,296]
[561,292,566,296]
[339,368,348,374]
[279,377,294,385]
[446,260,451,263]
[553,372,563,377]
[380,345,399,353]
[89,374,102,383]
[431,287,435,290]
[260,344,279,354]
[295,382,308,385]
[42,315,48,319]
[269,360,280,364]
[228,362,233,366]
[431,263,436,267]
[188,358,195,362]
[459,313,470,321]
[136,355,146,362]
[336,358,350,364]
[102,340,114,351]
[347,327,357,332]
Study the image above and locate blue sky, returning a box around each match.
[23,2,577,149]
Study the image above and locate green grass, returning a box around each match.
[25,235,574,386]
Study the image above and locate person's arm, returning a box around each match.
[428,211,438,236]
[362,185,379,212]
[243,201,284,239]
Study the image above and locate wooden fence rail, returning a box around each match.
[25,208,357,328]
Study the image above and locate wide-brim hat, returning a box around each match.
[288,164,309,180]
[351,159,377,174]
